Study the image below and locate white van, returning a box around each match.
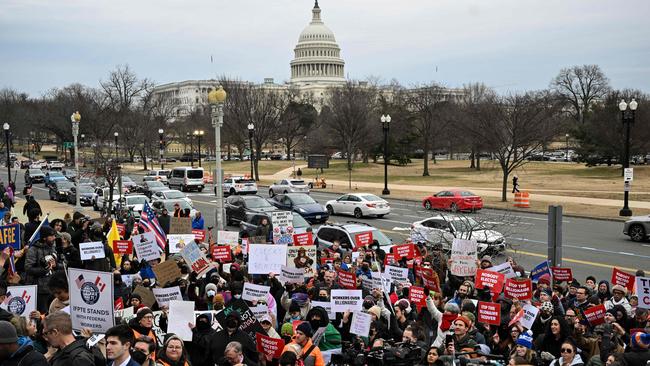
[168,167,204,192]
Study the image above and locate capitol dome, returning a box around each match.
[290,0,346,85]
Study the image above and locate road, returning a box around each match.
[12,169,648,282]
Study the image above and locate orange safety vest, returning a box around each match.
[156,360,189,366]
[133,328,158,360]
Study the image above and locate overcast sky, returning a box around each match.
[1,0,648,97]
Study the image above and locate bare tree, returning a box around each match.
[277,87,317,158]
[550,64,610,124]
[459,83,496,170]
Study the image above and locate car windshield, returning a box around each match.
[79,186,94,193]
[370,229,392,246]
[235,178,255,183]
[164,191,185,199]
[360,194,382,202]
[158,170,170,176]
[58,181,74,189]
[29,169,42,174]
[187,170,203,179]
[290,180,305,185]
[148,181,165,188]
[450,217,484,232]
[460,191,476,197]
[292,214,310,228]
[245,197,273,208]
[290,194,316,205]
[126,196,148,205]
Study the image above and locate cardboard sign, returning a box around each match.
[113,240,133,255]
[337,269,357,289]
[520,304,540,330]
[152,259,182,287]
[0,224,21,250]
[2,285,37,317]
[217,230,239,245]
[408,286,426,310]
[280,265,304,284]
[133,232,162,262]
[271,211,293,228]
[212,246,233,262]
[152,286,183,307]
[286,245,317,277]
[551,267,573,282]
[354,232,373,248]
[392,244,415,260]
[477,301,501,325]
[350,311,372,337]
[504,278,532,300]
[611,268,635,292]
[248,244,287,274]
[584,304,606,326]
[635,276,650,309]
[169,217,192,234]
[79,241,106,261]
[450,238,478,277]
[132,286,156,308]
[168,300,195,341]
[168,234,195,254]
[180,241,211,277]
[68,268,114,333]
[192,229,206,242]
[293,232,313,246]
[475,269,505,293]
[530,261,552,283]
[256,332,285,359]
[242,283,271,302]
[491,262,517,279]
[331,289,363,312]
[384,265,409,283]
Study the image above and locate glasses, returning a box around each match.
[167,345,183,350]
[561,348,573,354]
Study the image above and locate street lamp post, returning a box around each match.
[3,123,10,185]
[619,98,638,217]
[380,114,391,195]
[194,130,204,167]
[209,86,227,231]
[188,132,194,167]
[247,123,255,179]
[158,129,165,169]
[71,111,82,209]
[114,132,119,160]
[565,134,570,162]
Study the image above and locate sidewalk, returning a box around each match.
[15,197,100,223]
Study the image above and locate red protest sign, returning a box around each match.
[337,269,357,289]
[192,229,206,242]
[392,244,415,259]
[408,286,426,310]
[212,246,232,262]
[293,232,313,246]
[422,270,441,293]
[114,297,124,310]
[256,332,285,359]
[478,301,501,325]
[551,267,573,282]
[611,268,635,292]
[504,278,532,300]
[113,240,133,255]
[354,232,373,248]
[320,257,335,265]
[583,304,606,326]
[116,223,126,237]
[475,269,505,293]
[383,253,398,266]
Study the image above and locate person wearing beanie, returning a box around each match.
[213,293,225,310]
[480,255,492,269]
[449,315,478,355]
[280,322,294,343]
[368,305,382,320]
[622,331,650,366]
[511,330,538,366]
[208,311,258,365]
[426,295,460,348]
[24,222,62,313]
[585,276,597,291]
[306,306,341,353]
[282,321,325,366]
[128,307,159,359]
[0,320,48,366]
[605,285,632,315]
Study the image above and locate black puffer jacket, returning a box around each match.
[24,240,61,292]
[49,338,100,366]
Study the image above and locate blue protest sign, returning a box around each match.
[0,224,21,250]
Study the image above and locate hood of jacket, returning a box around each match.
[128,316,153,335]
[306,305,330,327]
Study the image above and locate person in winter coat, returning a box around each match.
[622,332,650,366]
[604,285,633,316]
[209,311,258,365]
[0,320,48,366]
[306,306,342,353]
[192,210,204,230]
[25,226,62,313]
[189,313,216,366]
[597,280,611,304]
[22,195,41,217]
[47,271,70,314]
[549,340,584,366]
[426,295,461,348]
[44,311,104,366]
[158,208,171,234]
[535,316,571,365]
[156,335,191,366]
[22,208,42,244]
[128,307,160,359]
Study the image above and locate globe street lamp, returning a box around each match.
[380,114,391,195]
[3,123,10,185]
[194,130,204,167]
[158,129,165,169]
[619,98,638,217]
[209,86,227,230]
[247,123,255,179]
[114,132,119,160]
[70,111,82,209]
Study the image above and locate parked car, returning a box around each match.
[24,168,45,184]
[267,193,328,224]
[152,189,192,206]
[422,189,483,212]
[67,184,95,206]
[47,161,65,170]
[151,199,196,217]
[325,193,390,218]
[44,171,68,187]
[92,187,122,211]
[78,177,96,188]
[222,176,257,196]
[315,222,392,251]
[48,181,74,201]
[410,214,506,256]
[168,167,204,192]
[146,169,170,184]
[121,176,139,192]
[623,215,650,242]
[225,195,278,226]
[117,194,149,213]
[142,180,168,198]
[239,212,311,236]
[62,169,77,181]
[268,179,310,196]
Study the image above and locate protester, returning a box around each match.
[282,321,325,366]
[44,311,104,365]
[156,335,190,366]
[25,226,62,313]
[133,335,157,366]
[192,210,204,230]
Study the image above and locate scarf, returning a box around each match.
[441,313,458,331]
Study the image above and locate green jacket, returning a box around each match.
[318,323,342,351]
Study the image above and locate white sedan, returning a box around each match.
[325,193,390,218]
[152,189,193,206]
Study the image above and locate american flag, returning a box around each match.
[75,274,85,289]
[138,201,167,251]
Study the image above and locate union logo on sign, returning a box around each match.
[7,297,25,315]
[80,282,101,305]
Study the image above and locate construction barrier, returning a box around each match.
[514,191,530,208]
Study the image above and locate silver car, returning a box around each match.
[623,215,650,242]
[269,179,310,196]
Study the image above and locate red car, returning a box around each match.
[422,189,483,212]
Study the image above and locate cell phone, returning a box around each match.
[445,334,453,347]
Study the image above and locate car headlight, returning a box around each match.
[59,191,65,195]
[298,208,306,213]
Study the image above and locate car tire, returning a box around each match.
[629,224,646,242]
[181,185,187,192]
[377,214,385,218]
[326,205,334,215]
[450,203,459,213]
[424,201,432,210]
[93,202,99,211]
[354,208,363,219]
[269,189,275,197]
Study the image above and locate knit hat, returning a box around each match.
[538,274,551,286]
[59,232,72,243]
[570,279,580,288]
[396,299,411,314]
[281,322,294,336]
[136,307,153,322]
[40,226,56,238]
[296,321,313,337]
[586,276,596,284]
[630,332,650,350]
[540,301,554,314]
[540,288,552,297]
[213,293,225,307]
[480,255,492,265]
[0,320,18,344]
[205,283,218,295]
[368,306,381,319]
[455,315,471,328]
[611,285,627,295]
[517,330,534,350]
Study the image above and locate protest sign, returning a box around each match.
[79,242,105,261]
[530,261,552,283]
[584,304,606,326]
[286,245,317,277]
[242,283,271,302]
[551,267,573,282]
[477,302,501,326]
[115,306,134,323]
[169,217,192,234]
[491,262,517,279]
[383,253,398,266]
[116,223,126,237]
[169,300,195,341]
[385,265,409,283]
[311,301,335,319]
[180,241,211,277]
[408,286,426,311]
[250,305,269,322]
[293,232,313,246]
[212,245,233,262]
[112,240,133,255]
[133,232,162,262]
[194,310,223,331]
[354,232,373,248]
[217,230,239,245]
[519,304,539,330]
[121,274,135,288]
[273,234,294,245]
[115,297,123,311]
[392,244,415,259]
[475,269,505,293]
[256,333,285,359]
[450,239,478,276]
[504,278,532,300]
[151,310,167,347]
[192,229,206,242]
[68,268,114,333]
[168,234,195,254]
[421,270,441,293]
[280,265,304,284]
[132,286,156,308]
[152,259,182,287]
[611,268,635,292]
[337,270,357,289]
[0,224,20,250]
[636,276,650,309]
[248,244,287,274]
[271,211,293,228]
[331,289,363,312]
[2,285,37,317]
[152,286,183,307]
[350,312,372,337]
[216,301,265,340]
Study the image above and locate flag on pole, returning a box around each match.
[27,216,50,246]
[138,202,167,250]
[107,219,122,266]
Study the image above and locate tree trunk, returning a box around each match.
[501,168,508,202]
[476,152,481,171]
[469,148,476,169]
[362,152,368,164]
[254,148,261,181]
[347,155,352,189]
[423,139,430,176]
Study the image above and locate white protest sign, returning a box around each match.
[217,230,239,245]
[311,301,335,319]
[242,283,271,302]
[167,234,195,254]
[271,211,293,228]
[121,274,135,288]
[350,311,372,337]
[250,305,270,321]
[280,265,304,284]
[79,242,105,261]
[636,276,650,309]
[491,262,517,279]
[151,311,166,347]
[520,304,540,330]
[384,265,409,283]
[331,289,363,313]
[2,285,37,317]
[133,232,162,262]
[115,306,134,322]
[68,268,114,333]
[152,286,183,307]
[450,238,478,277]
[86,334,105,348]
[168,300,195,341]
[248,244,288,274]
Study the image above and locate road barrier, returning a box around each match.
[514,191,530,208]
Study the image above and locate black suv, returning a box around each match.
[49,181,75,201]
[225,195,277,226]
